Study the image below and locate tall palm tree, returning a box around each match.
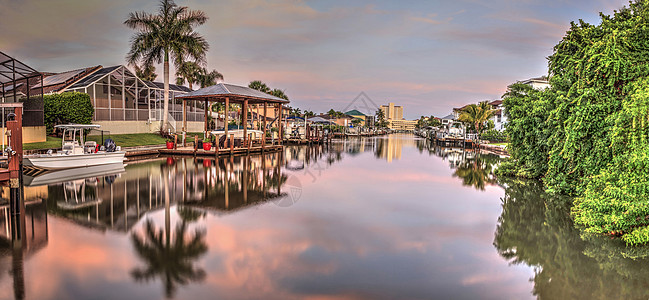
[134,64,158,81]
[125,0,209,132]
[175,61,203,90]
[458,101,494,134]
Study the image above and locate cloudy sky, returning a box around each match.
[0,0,628,118]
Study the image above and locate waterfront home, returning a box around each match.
[0,51,46,142]
[42,65,208,134]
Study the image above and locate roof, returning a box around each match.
[345,109,366,116]
[34,68,85,88]
[518,76,548,84]
[67,66,121,89]
[0,51,41,84]
[143,80,192,93]
[441,114,455,120]
[177,83,289,104]
[308,116,334,124]
[489,100,503,106]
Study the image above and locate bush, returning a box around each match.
[44,92,93,134]
[480,129,507,143]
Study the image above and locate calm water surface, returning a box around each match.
[0,134,647,299]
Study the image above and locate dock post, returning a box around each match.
[247,133,251,154]
[214,136,219,158]
[6,107,25,245]
[193,135,197,157]
[174,134,178,150]
[230,134,234,155]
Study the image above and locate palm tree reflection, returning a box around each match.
[130,213,208,297]
[452,154,499,190]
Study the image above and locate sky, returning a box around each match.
[0,0,629,119]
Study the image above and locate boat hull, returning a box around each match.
[23,151,126,170]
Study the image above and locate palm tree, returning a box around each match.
[270,88,289,100]
[125,0,209,132]
[198,69,223,88]
[458,101,494,134]
[248,80,270,93]
[134,64,157,81]
[175,61,202,90]
[303,110,315,118]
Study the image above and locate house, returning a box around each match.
[517,76,550,90]
[344,109,371,126]
[38,65,206,134]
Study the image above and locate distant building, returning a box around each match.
[345,109,374,126]
[380,102,403,120]
[379,102,416,131]
[517,76,550,90]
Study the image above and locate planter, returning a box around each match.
[166,141,174,149]
[203,143,212,151]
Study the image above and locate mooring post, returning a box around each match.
[193,135,197,156]
[6,106,24,245]
[230,134,234,155]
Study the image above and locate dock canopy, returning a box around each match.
[176,83,289,104]
[176,83,290,143]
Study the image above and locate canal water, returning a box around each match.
[0,134,647,299]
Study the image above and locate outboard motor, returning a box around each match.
[104,138,116,152]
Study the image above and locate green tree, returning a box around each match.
[198,69,223,88]
[248,80,270,93]
[175,61,202,90]
[134,64,157,81]
[125,0,209,131]
[458,101,494,134]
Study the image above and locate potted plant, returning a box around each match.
[166,136,174,149]
[203,136,212,151]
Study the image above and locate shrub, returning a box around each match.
[43,92,93,134]
[480,129,507,143]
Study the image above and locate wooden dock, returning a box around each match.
[158,145,284,157]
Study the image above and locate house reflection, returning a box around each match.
[415,138,501,190]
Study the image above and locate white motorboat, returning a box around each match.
[23,124,126,170]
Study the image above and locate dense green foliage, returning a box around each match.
[479,129,507,143]
[502,1,649,244]
[415,116,441,129]
[43,92,93,134]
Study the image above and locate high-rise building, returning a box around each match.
[380,102,415,131]
[380,102,403,120]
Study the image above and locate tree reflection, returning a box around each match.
[130,218,208,298]
[452,153,499,190]
[493,178,649,299]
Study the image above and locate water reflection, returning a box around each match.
[494,177,649,299]
[2,135,648,299]
[416,138,500,190]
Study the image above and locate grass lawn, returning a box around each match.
[23,136,63,150]
[490,142,509,147]
[86,133,168,148]
[23,133,170,150]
